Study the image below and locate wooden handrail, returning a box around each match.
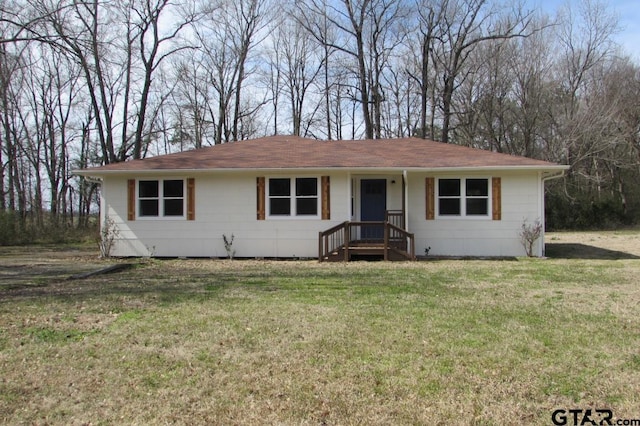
[386,222,416,260]
[320,220,349,236]
[318,221,349,261]
[387,222,408,234]
[319,220,415,261]
[385,210,405,229]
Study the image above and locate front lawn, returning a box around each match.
[1,237,639,424]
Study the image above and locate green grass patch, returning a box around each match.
[26,326,97,344]
[1,247,640,424]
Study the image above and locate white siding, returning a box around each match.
[407,171,543,257]
[101,169,545,258]
[103,171,352,258]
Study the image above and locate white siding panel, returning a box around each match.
[103,172,351,258]
[100,170,545,258]
[407,171,544,257]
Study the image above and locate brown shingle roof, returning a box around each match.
[77,135,567,174]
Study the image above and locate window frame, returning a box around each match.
[267,178,292,216]
[266,176,320,219]
[436,177,492,219]
[136,178,186,220]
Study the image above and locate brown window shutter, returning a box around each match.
[187,178,195,220]
[321,176,330,220]
[492,177,502,220]
[127,179,136,221]
[425,177,435,220]
[257,177,265,220]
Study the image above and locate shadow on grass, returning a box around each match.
[0,266,215,303]
[545,243,640,260]
[0,261,416,305]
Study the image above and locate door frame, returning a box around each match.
[358,178,386,241]
[359,178,387,222]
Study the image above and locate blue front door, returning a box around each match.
[360,179,386,240]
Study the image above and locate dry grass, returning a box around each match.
[1,232,640,425]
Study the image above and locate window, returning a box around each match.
[437,178,489,217]
[269,178,291,215]
[268,177,318,217]
[465,179,488,216]
[296,178,318,215]
[138,179,184,217]
[438,179,461,215]
[139,180,160,216]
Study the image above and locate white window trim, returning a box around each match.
[136,178,186,220]
[266,176,320,219]
[436,177,492,219]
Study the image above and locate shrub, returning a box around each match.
[519,219,542,257]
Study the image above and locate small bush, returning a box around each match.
[519,219,542,257]
[222,233,236,259]
[98,216,119,258]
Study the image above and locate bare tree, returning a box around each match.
[554,0,619,166]
[274,17,325,136]
[170,58,216,149]
[380,64,419,137]
[0,42,26,214]
[296,0,405,139]
[191,0,268,144]
[28,44,80,223]
[230,0,269,141]
[28,0,194,163]
[406,0,443,139]
[129,0,196,159]
[262,17,283,135]
[431,0,535,143]
[508,18,555,159]
[292,0,341,139]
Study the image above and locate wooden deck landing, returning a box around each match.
[319,221,416,262]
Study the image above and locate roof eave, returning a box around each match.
[73,164,569,178]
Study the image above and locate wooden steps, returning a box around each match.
[319,220,416,262]
[321,242,414,262]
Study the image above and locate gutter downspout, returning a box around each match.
[347,171,353,221]
[403,170,408,231]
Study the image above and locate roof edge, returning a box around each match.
[73,164,569,177]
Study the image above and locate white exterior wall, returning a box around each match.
[100,169,545,258]
[406,171,544,257]
[102,171,352,258]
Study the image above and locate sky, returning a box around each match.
[613,0,640,60]
[527,0,640,61]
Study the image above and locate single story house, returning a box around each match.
[75,135,568,260]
